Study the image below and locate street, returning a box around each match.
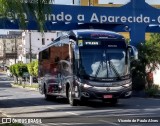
[0,72,160,126]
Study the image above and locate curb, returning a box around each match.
[153,94,160,99]
[11,83,39,91]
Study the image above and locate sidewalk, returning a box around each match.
[11,82,39,91]
[132,90,160,99]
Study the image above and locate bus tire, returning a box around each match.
[44,86,52,100]
[44,92,51,100]
[68,86,77,106]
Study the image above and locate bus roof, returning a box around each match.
[38,29,125,52]
[69,29,125,40]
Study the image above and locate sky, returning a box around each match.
[54,0,160,5]
[99,0,160,4]
[0,0,160,34]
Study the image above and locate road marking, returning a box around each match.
[46,107,61,110]
[65,112,79,116]
[99,119,120,126]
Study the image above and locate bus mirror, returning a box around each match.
[128,45,138,60]
[69,39,76,45]
[74,45,80,60]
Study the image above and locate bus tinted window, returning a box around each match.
[42,48,50,59]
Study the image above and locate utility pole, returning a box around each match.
[29,31,32,63]
[29,31,32,85]
[3,40,6,70]
[14,37,17,64]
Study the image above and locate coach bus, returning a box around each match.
[38,29,138,106]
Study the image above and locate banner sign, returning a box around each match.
[1,0,160,29]
[0,0,160,46]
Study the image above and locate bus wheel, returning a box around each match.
[44,93,51,100]
[44,87,52,100]
[68,87,77,106]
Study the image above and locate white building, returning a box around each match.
[0,33,22,66]
[19,31,57,64]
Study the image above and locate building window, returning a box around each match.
[11,40,14,43]
[42,38,45,45]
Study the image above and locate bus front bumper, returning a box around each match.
[79,85,132,100]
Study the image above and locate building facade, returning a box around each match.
[0,32,22,66]
[21,31,57,64]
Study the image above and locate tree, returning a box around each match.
[33,60,38,77]
[27,61,35,76]
[132,33,160,90]
[9,63,28,84]
[0,0,51,30]
[9,64,18,83]
[27,60,38,76]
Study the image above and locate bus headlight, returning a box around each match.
[83,84,92,88]
[122,83,131,88]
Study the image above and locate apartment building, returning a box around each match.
[0,31,22,66]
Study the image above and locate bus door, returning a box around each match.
[59,60,72,95]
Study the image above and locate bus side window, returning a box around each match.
[62,44,69,61]
[42,48,50,59]
[55,56,60,63]
[39,52,42,61]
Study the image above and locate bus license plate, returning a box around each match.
[103,95,113,98]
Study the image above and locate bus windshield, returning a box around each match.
[79,47,129,79]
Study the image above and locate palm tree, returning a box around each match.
[0,0,51,30]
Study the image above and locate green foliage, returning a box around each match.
[9,64,17,76]
[27,62,34,76]
[27,60,38,76]
[132,33,160,90]
[9,63,28,77]
[0,0,51,30]
[33,60,38,77]
[145,85,159,97]
[150,33,160,42]
[15,63,28,77]
[137,36,160,72]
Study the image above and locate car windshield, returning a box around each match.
[79,47,129,78]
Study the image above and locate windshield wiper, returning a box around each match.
[95,60,102,77]
[108,59,122,80]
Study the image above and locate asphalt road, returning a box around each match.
[0,72,160,126]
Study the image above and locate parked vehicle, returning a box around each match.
[38,29,138,106]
